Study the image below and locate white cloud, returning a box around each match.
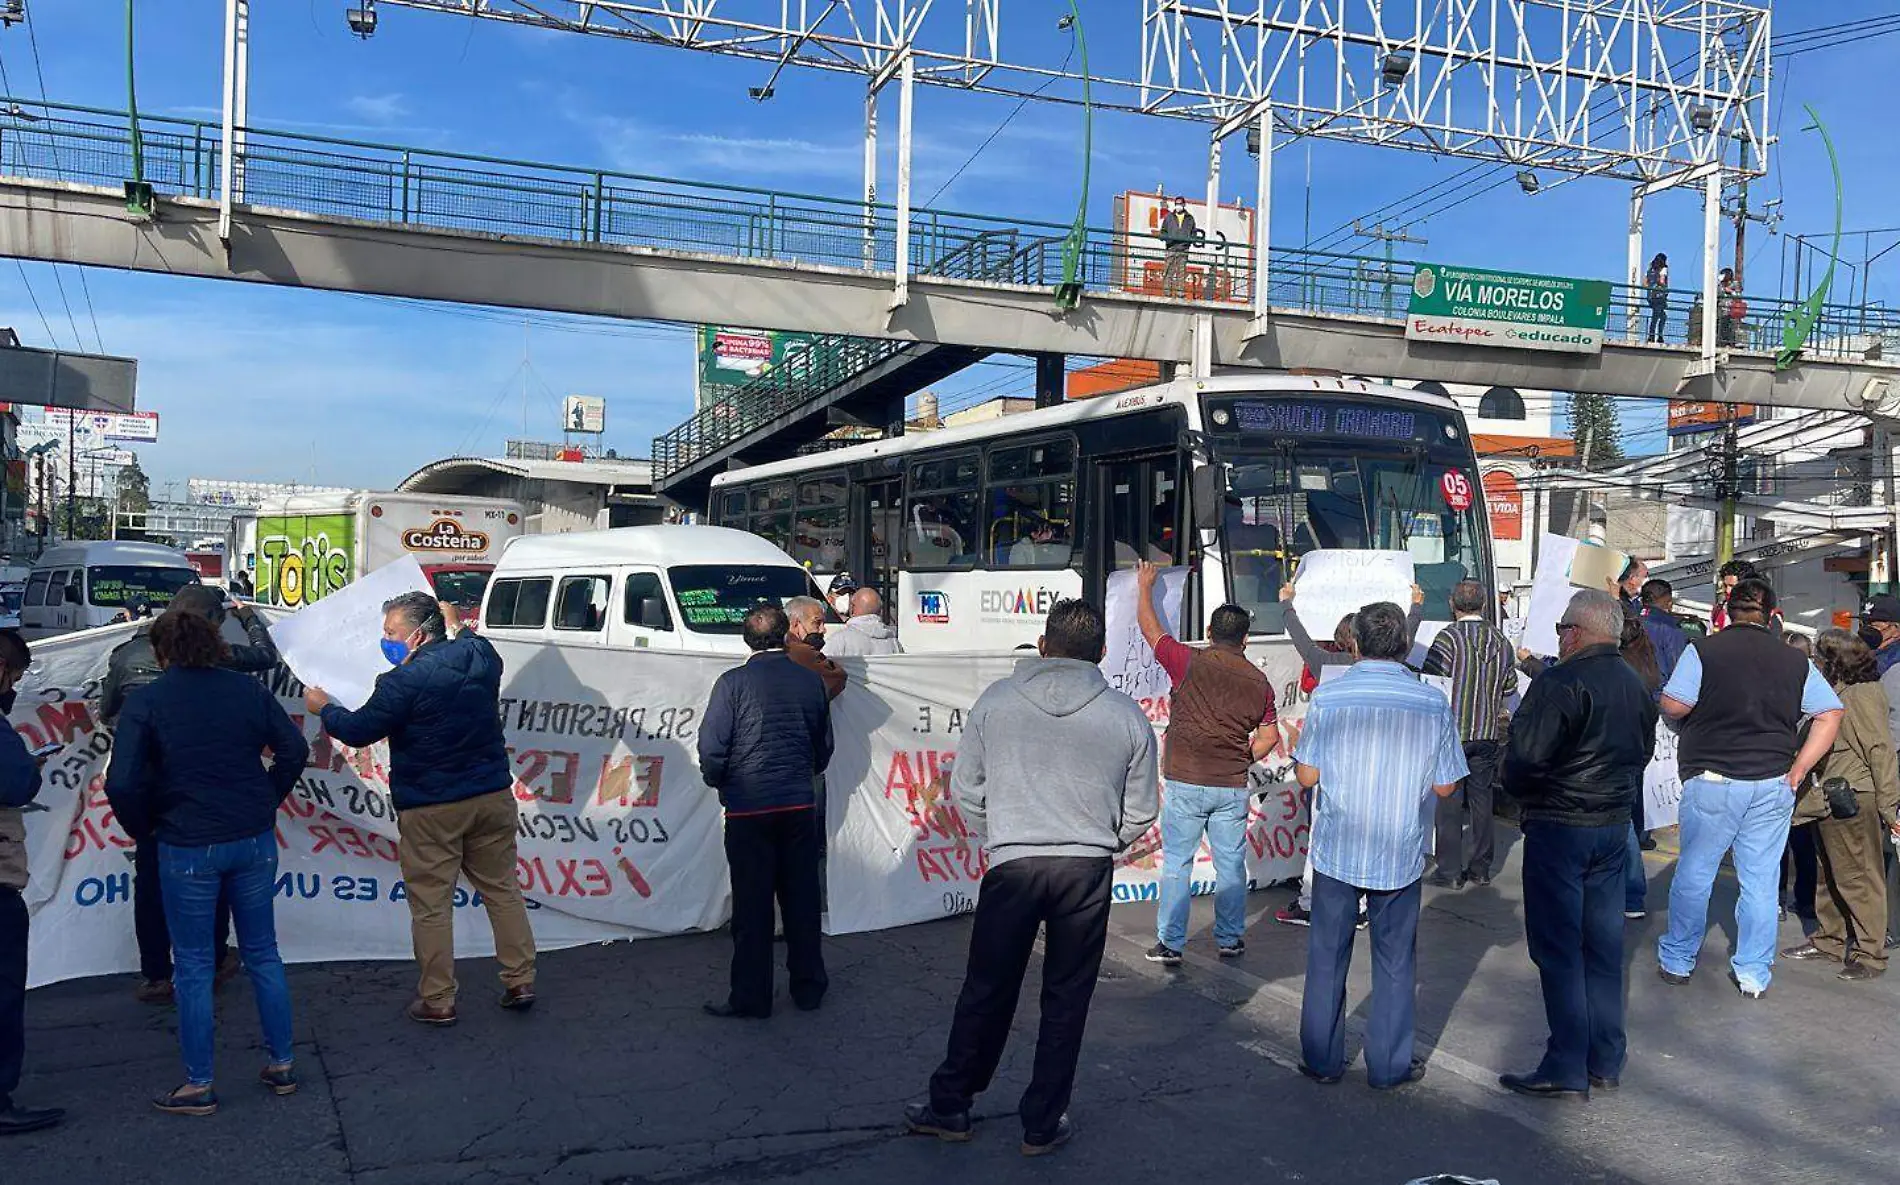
[345,93,411,125]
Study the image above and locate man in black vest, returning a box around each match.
[1657,578,1843,998]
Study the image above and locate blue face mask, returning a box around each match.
[380,637,412,666]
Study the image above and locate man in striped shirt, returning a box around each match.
[1294,602,1467,1090]
[1422,580,1518,888]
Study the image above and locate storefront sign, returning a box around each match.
[1483,469,1524,540]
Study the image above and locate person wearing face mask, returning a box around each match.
[0,629,63,1136]
[304,592,536,1026]
[1158,196,1197,298]
[784,596,846,701]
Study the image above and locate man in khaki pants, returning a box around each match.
[308,593,536,1025]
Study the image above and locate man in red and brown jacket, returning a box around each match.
[1134,562,1280,964]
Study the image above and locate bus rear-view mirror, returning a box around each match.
[1191,465,1226,532]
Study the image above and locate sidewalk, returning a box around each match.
[6,827,1890,1184]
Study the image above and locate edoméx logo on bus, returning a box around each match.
[979,587,1061,621]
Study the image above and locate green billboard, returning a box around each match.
[255,513,357,609]
[1405,264,1611,355]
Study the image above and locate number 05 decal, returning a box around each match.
[1439,470,1475,511]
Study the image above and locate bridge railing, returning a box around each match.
[0,97,1892,364]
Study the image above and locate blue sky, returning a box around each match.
[2,1,1897,492]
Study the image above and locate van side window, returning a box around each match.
[486,577,552,629]
[623,572,672,631]
[553,576,611,632]
[23,572,49,607]
[44,571,68,606]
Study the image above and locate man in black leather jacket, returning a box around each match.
[1498,589,1658,1102]
[100,584,281,1002]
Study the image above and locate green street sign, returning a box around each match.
[1405,263,1611,355]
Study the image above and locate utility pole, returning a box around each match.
[1352,220,1427,316]
[1710,419,1743,573]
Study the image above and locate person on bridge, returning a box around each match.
[1293,601,1466,1091]
[1644,253,1670,343]
[105,611,310,1116]
[1159,196,1197,298]
[103,584,281,1006]
[1498,590,1657,1101]
[825,587,901,657]
[1421,579,1517,890]
[906,598,1157,1156]
[0,630,63,1137]
[1658,578,1843,998]
[1133,561,1278,966]
[1781,629,1899,982]
[305,593,537,1026]
[698,604,833,1019]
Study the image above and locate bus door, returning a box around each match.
[1092,453,1188,634]
[858,477,902,611]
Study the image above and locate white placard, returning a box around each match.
[268,554,433,709]
[1523,533,1583,659]
[1291,550,1414,641]
[1102,566,1189,704]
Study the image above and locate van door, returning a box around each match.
[46,569,78,633]
[618,569,683,651]
[20,570,50,633]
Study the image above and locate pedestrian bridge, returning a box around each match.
[2,97,1896,415]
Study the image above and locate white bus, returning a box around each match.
[705,374,1497,653]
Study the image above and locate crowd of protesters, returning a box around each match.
[5,547,1900,1154]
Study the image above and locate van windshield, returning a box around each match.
[669,565,813,634]
[87,565,198,609]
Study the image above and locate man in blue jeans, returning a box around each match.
[1132,562,1279,965]
[1292,602,1466,1090]
[1659,578,1842,998]
[1500,591,1657,1100]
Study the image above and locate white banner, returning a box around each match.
[1643,720,1683,830]
[1291,550,1414,645]
[17,624,1322,985]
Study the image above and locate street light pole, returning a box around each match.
[1055,1,1091,310]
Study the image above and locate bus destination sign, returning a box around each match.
[1222,399,1435,444]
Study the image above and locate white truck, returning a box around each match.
[248,491,527,623]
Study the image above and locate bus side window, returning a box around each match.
[906,453,980,569]
[988,438,1076,569]
[793,474,849,572]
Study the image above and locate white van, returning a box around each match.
[21,541,201,638]
[480,525,821,655]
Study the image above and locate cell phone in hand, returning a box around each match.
[30,741,61,760]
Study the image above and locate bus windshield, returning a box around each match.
[86,565,199,609]
[1220,448,1488,634]
[669,565,815,634]
[429,569,493,609]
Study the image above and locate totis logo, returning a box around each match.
[979,588,1058,617]
[917,591,950,624]
[403,518,491,553]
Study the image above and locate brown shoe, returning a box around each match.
[406,998,458,1027]
[1838,961,1884,982]
[135,978,174,1005]
[499,985,536,1011]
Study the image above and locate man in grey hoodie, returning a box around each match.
[905,598,1158,1157]
[824,588,902,657]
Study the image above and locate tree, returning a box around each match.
[1568,392,1624,470]
[117,457,152,516]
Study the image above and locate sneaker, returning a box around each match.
[1623,910,1647,920]
[1728,971,1767,999]
[1144,942,1183,966]
[1217,940,1245,959]
[903,1101,972,1143]
[1274,903,1311,927]
[1021,1114,1074,1157]
[135,978,174,1005]
[1356,913,1369,932]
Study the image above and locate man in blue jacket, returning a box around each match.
[306,593,536,1026]
[0,630,62,1135]
[698,604,834,1019]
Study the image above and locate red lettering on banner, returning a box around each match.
[596,755,664,809]
[33,699,93,746]
[916,844,988,883]
[62,776,133,860]
[1135,694,1172,725]
[614,848,654,898]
